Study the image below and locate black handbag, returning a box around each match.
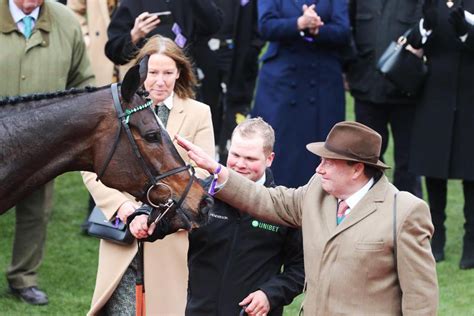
[377,29,428,96]
[87,206,135,245]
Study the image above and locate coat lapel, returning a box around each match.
[330,176,390,239]
[166,95,186,137]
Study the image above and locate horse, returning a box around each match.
[0,57,211,231]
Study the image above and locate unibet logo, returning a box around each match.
[251,220,280,232]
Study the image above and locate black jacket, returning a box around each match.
[186,169,304,316]
[105,0,223,64]
[346,0,422,105]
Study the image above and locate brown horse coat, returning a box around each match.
[83,95,214,315]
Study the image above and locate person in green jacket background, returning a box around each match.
[0,0,94,305]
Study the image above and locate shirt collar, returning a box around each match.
[255,173,266,186]
[9,0,40,24]
[161,92,174,110]
[343,177,374,211]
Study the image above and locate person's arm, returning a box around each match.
[258,0,312,41]
[176,134,307,227]
[397,193,438,315]
[105,0,140,65]
[190,0,223,37]
[240,229,305,315]
[310,0,350,46]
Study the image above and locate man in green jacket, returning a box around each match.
[0,0,94,305]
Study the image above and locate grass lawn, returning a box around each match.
[1,96,474,315]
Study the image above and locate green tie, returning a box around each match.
[155,104,170,127]
[23,16,33,39]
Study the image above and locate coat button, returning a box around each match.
[309,97,315,103]
[310,80,316,87]
[21,75,26,80]
[290,100,296,106]
[290,81,297,88]
[96,31,100,36]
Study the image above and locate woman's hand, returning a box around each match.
[117,201,136,223]
[129,215,157,239]
[297,4,324,34]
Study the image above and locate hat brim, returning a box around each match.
[306,142,390,170]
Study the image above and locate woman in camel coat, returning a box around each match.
[82,35,214,315]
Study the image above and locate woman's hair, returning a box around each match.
[135,35,197,99]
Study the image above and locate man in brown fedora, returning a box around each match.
[174,120,439,315]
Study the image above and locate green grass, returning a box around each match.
[1,96,474,315]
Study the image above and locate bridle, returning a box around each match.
[96,83,195,211]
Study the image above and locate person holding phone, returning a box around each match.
[105,0,223,65]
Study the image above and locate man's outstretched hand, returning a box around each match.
[175,135,229,184]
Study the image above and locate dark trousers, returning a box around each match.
[426,178,474,247]
[355,99,422,197]
[7,181,54,288]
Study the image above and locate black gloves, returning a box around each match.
[449,7,470,37]
[422,0,438,30]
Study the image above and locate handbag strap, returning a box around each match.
[393,192,399,271]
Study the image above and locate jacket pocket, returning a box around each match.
[356,241,385,251]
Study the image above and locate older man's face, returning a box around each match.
[316,158,358,200]
[14,0,43,15]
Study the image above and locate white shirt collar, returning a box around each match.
[342,177,374,214]
[161,92,174,110]
[9,0,40,24]
[255,173,266,186]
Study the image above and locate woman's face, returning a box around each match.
[144,53,180,104]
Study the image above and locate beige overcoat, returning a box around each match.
[82,96,214,316]
[217,171,439,315]
[67,0,115,86]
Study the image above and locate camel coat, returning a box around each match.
[67,0,115,86]
[216,171,439,315]
[82,95,214,316]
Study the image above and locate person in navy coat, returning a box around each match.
[251,0,350,187]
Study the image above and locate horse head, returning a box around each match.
[95,57,212,231]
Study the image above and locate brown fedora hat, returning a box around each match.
[306,121,390,169]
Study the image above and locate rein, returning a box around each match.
[96,83,195,211]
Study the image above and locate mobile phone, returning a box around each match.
[150,11,173,25]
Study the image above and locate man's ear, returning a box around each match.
[266,152,275,167]
[352,162,365,180]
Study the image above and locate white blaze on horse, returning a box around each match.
[0,57,211,231]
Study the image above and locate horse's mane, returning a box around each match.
[0,85,106,107]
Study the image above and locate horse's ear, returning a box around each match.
[121,55,149,102]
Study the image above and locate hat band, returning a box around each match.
[324,143,379,164]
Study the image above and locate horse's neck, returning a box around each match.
[0,90,113,212]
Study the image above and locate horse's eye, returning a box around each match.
[144,132,161,143]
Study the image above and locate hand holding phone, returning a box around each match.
[149,11,173,25]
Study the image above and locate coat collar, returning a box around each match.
[0,0,51,35]
[324,175,390,239]
[166,94,186,137]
